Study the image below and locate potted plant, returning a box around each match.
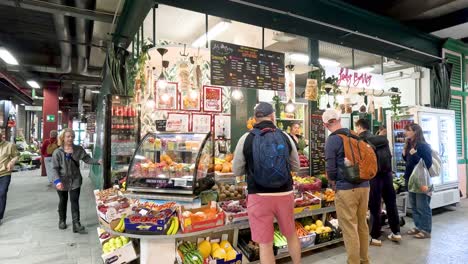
[389,87,401,120]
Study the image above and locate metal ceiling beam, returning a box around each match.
[0,0,116,23]
[112,0,153,48]
[409,8,468,33]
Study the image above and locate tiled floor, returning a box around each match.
[1,169,467,264]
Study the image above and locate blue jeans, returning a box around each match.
[409,192,432,233]
[0,175,12,220]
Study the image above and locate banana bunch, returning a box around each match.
[113,216,125,233]
[102,236,130,254]
[166,216,179,235]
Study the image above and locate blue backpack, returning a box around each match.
[251,128,291,188]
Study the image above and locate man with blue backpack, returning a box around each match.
[233,102,301,264]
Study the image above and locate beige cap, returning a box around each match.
[322,109,341,123]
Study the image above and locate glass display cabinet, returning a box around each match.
[126,132,214,195]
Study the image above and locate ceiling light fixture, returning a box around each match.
[357,66,375,73]
[91,90,100,94]
[289,53,309,64]
[27,80,40,89]
[0,48,19,65]
[319,58,340,67]
[192,20,231,47]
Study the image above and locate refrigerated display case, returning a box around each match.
[387,106,460,209]
[101,95,140,188]
[126,132,214,195]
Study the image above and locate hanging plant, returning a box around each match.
[389,87,401,121]
[321,75,341,108]
[125,41,152,97]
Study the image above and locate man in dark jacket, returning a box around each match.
[355,119,401,246]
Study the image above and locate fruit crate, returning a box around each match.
[314,222,335,244]
[178,202,225,233]
[124,208,176,235]
[299,232,316,249]
[294,192,321,214]
[238,230,278,262]
[101,240,138,264]
[219,200,248,224]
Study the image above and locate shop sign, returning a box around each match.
[46,114,55,122]
[324,66,385,89]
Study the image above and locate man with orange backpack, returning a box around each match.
[323,109,376,264]
[41,130,59,185]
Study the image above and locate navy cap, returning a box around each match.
[254,102,275,118]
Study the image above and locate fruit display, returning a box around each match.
[131,159,194,179]
[179,202,225,233]
[177,239,239,264]
[219,199,248,224]
[166,216,180,235]
[214,154,233,173]
[213,182,245,201]
[298,154,310,168]
[293,175,322,192]
[294,191,321,208]
[323,188,335,202]
[113,216,126,233]
[302,219,332,234]
[102,236,131,253]
[178,241,204,264]
[125,205,176,234]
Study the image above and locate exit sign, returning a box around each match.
[46,115,55,122]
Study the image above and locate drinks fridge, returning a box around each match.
[387,106,460,209]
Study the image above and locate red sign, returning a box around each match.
[337,68,373,88]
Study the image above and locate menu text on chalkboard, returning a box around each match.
[210,40,285,91]
[155,120,167,132]
[310,110,326,175]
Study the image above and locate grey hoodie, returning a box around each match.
[51,145,99,191]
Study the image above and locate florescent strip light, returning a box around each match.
[288,53,341,67]
[0,48,19,65]
[192,21,231,47]
[27,80,40,89]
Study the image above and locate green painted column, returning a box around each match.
[230,88,257,152]
[308,38,320,176]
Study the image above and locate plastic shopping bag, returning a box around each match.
[408,159,433,194]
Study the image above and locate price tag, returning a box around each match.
[139,208,149,216]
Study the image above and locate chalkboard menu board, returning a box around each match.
[210,40,285,91]
[310,110,326,175]
[155,120,167,132]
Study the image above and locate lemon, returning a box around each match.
[316,220,323,227]
[310,224,317,231]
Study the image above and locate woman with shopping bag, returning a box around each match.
[403,123,433,239]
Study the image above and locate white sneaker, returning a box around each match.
[370,238,382,246]
[388,233,402,242]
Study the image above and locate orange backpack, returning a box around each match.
[335,131,378,184]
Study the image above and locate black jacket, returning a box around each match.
[359,130,393,174]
